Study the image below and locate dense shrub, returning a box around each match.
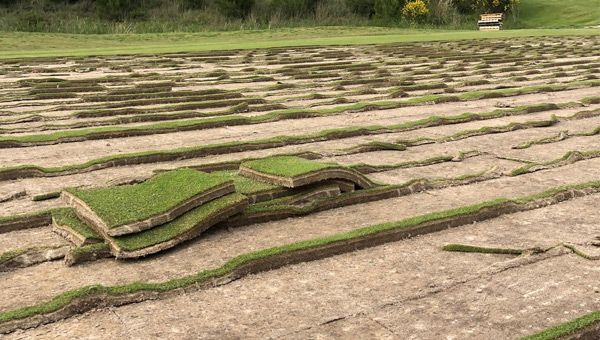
[374,0,405,21]
[451,0,518,14]
[215,0,255,18]
[346,0,376,17]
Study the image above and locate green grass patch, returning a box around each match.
[66,169,231,229]
[69,243,110,257]
[442,244,524,255]
[340,141,406,152]
[508,0,600,29]
[241,156,339,178]
[0,209,55,223]
[111,193,246,251]
[519,310,600,340]
[348,155,454,172]
[574,125,600,137]
[0,28,599,60]
[0,248,30,264]
[514,131,567,149]
[0,180,599,325]
[52,208,102,241]
[397,115,558,146]
[209,170,279,194]
[511,151,600,176]
[31,192,61,201]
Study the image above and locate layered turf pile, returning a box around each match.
[62,169,235,236]
[57,169,249,259]
[51,158,376,260]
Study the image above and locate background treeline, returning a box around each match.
[0,0,519,33]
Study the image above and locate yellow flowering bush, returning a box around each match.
[402,0,429,24]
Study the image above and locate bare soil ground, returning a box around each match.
[1,35,599,339]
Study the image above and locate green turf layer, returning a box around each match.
[31,192,61,201]
[511,151,600,176]
[66,169,232,229]
[52,208,102,241]
[0,248,30,265]
[241,156,339,178]
[0,180,598,326]
[209,170,280,194]
[111,193,247,251]
[442,244,524,255]
[518,310,600,340]
[69,243,110,257]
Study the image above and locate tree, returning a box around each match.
[451,0,519,14]
[374,0,405,21]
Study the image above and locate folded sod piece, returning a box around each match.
[62,169,235,236]
[104,193,248,258]
[238,156,376,189]
[51,208,103,247]
[208,170,297,204]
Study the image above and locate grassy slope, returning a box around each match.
[508,0,600,28]
[0,27,598,59]
[67,169,231,229]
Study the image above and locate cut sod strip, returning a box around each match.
[51,208,103,247]
[104,193,248,259]
[64,244,112,266]
[62,169,235,236]
[518,310,600,340]
[0,246,71,273]
[208,170,309,204]
[238,156,376,189]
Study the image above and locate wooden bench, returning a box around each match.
[478,13,503,30]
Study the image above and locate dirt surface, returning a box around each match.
[1,35,599,339]
[4,193,599,339]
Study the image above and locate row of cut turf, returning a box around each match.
[1,80,596,147]
[511,151,600,176]
[0,180,598,332]
[0,100,574,176]
[396,115,559,146]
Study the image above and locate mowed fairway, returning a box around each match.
[1,33,600,339]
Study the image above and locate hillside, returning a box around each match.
[509,0,600,28]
